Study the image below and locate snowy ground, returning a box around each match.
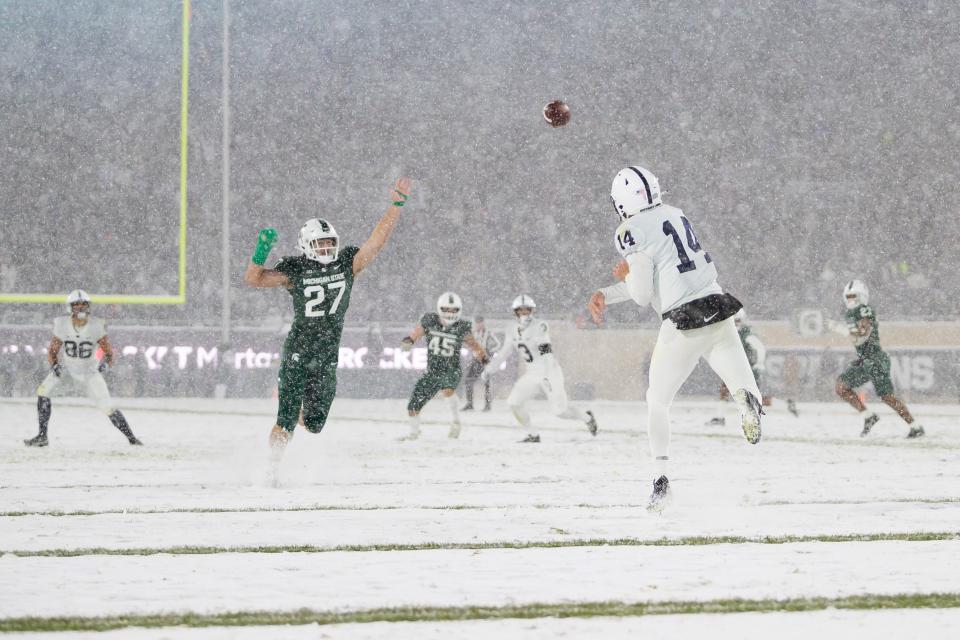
[1,396,958,637]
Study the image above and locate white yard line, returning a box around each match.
[13,608,960,640]
[2,540,960,618]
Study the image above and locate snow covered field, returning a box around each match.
[1,397,958,637]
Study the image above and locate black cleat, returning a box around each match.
[647,475,672,513]
[520,434,541,443]
[861,413,880,437]
[24,434,48,447]
[787,399,799,417]
[461,403,474,412]
[586,410,598,436]
[706,417,726,426]
[906,425,925,439]
[128,437,144,446]
[482,404,492,412]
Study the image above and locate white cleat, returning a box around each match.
[734,388,763,444]
[398,430,420,442]
[448,422,461,439]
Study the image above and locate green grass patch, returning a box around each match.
[5,531,957,558]
[3,593,960,633]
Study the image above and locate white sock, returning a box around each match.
[861,402,873,416]
[446,395,460,423]
[511,404,531,428]
[654,456,669,479]
[408,415,421,436]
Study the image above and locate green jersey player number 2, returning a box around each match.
[244,176,413,487]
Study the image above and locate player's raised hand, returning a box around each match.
[588,291,606,326]
[392,177,413,206]
[252,228,278,265]
[613,259,630,282]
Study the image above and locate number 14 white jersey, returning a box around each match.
[614,203,722,315]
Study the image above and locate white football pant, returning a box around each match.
[647,317,760,464]
[507,366,588,426]
[37,370,116,415]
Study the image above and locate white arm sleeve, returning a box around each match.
[599,282,632,304]
[624,251,656,308]
[745,334,766,366]
[484,332,514,372]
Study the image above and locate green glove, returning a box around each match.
[251,228,278,265]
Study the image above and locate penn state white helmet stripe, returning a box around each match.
[628,166,653,206]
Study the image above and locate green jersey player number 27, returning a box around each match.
[244,176,413,486]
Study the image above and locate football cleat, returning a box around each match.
[520,434,541,443]
[647,475,672,513]
[861,413,880,437]
[23,434,48,447]
[906,425,925,439]
[586,410,598,436]
[128,437,143,446]
[734,389,763,444]
[787,399,799,417]
[460,403,474,411]
[398,431,420,442]
[448,422,461,439]
[706,417,726,426]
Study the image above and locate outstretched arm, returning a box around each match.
[400,323,426,350]
[243,228,291,289]
[464,333,488,363]
[353,177,413,276]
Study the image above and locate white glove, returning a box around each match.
[826,320,850,336]
[400,337,414,351]
[480,367,490,381]
[754,363,766,375]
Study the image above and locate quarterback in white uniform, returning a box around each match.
[23,290,141,447]
[588,166,761,510]
[482,295,598,442]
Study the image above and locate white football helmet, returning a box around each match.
[66,289,91,319]
[610,166,662,220]
[437,292,463,325]
[843,280,869,309]
[298,218,339,264]
[512,294,536,328]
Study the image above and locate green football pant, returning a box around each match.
[839,353,894,397]
[276,342,339,433]
[407,368,462,413]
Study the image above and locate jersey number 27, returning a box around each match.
[304,282,346,317]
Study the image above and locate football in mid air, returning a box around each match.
[543,100,571,127]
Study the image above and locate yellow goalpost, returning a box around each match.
[0,0,191,306]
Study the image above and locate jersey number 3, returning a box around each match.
[663,217,712,273]
[304,282,346,318]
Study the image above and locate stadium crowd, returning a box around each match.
[2,0,957,328]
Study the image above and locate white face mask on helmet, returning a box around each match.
[610,166,662,221]
[511,294,536,328]
[298,218,339,265]
[843,280,869,310]
[66,289,92,320]
[437,291,463,325]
